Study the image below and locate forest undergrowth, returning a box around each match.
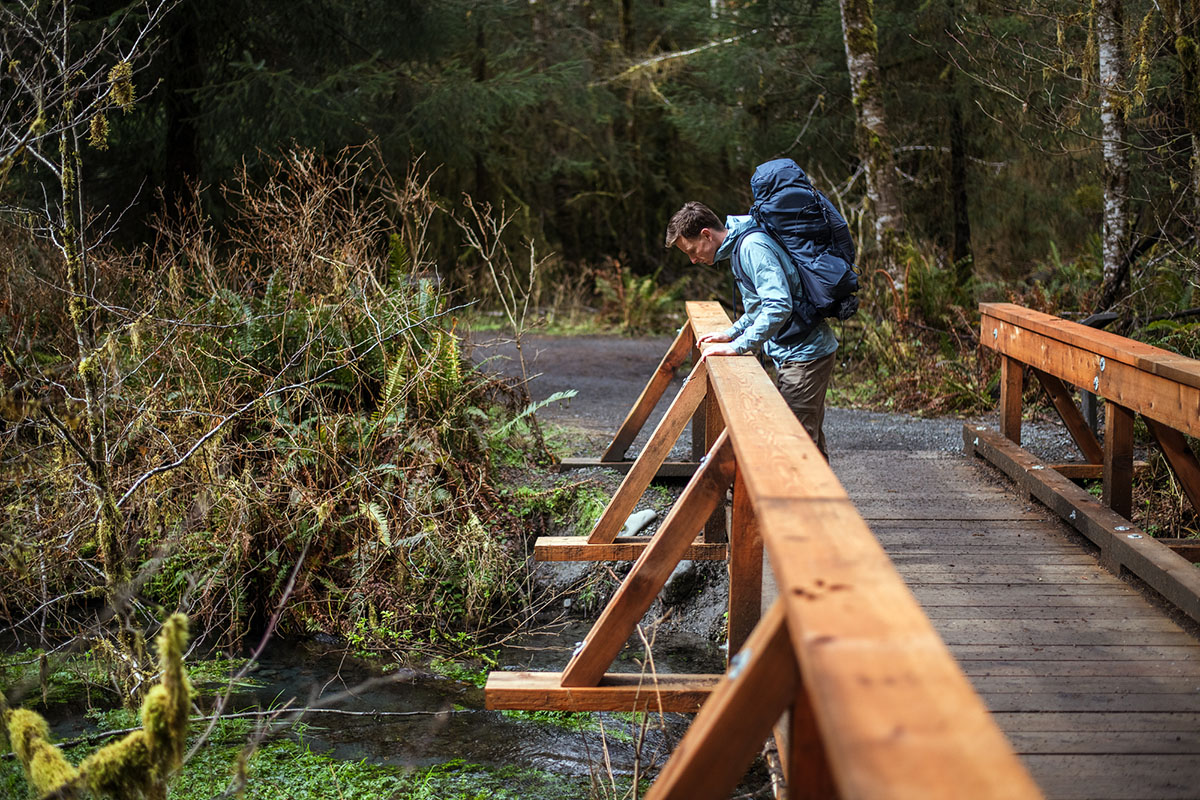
[0,147,573,693]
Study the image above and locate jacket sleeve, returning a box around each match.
[729,239,794,354]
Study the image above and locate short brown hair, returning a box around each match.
[664,202,723,248]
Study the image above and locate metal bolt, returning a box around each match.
[993,327,998,339]
[1127,533,1143,540]
[1100,357,1106,371]
[1032,465,1045,470]
[1093,376,1100,391]
[976,426,986,431]
[973,437,979,446]
[1115,525,1129,531]
[1069,510,1077,520]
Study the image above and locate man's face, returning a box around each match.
[675,230,720,266]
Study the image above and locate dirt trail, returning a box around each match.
[468,331,1082,462]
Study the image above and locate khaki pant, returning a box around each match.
[776,351,836,461]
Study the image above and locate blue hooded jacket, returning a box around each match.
[714,215,838,366]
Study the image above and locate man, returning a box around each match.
[665,201,838,460]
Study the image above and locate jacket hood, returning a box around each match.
[715,215,755,263]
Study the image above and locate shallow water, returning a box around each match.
[205,622,722,779]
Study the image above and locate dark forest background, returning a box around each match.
[10,0,1197,293]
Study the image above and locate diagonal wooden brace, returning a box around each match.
[587,360,709,544]
[1031,367,1104,463]
[1145,417,1200,517]
[645,601,806,800]
[563,430,736,687]
[602,324,696,462]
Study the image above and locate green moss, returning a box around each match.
[6,708,81,795]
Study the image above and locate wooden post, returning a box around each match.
[999,354,1023,445]
[702,371,728,544]
[1103,400,1134,519]
[726,466,762,657]
[773,687,836,800]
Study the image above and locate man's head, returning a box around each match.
[665,202,726,266]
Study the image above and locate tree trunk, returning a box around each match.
[838,0,904,268]
[163,0,201,209]
[1164,0,1200,233]
[1098,0,1131,299]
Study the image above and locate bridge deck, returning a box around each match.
[828,449,1200,800]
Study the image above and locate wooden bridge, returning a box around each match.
[485,302,1200,799]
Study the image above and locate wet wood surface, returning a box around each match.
[828,449,1200,800]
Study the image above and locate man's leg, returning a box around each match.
[776,351,836,460]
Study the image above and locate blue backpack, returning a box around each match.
[745,159,859,338]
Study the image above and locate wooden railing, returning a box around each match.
[487,301,1042,799]
[970,302,1200,621]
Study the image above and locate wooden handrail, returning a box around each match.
[689,302,1039,799]
[982,303,1200,435]
[489,301,1042,799]
[974,302,1200,624]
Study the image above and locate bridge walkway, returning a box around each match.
[822,449,1200,800]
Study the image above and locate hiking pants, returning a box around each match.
[776,351,835,461]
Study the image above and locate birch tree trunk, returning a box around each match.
[1097,0,1131,295]
[838,0,904,267]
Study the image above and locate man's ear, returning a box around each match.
[699,227,713,242]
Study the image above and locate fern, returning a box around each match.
[359,500,390,546]
[492,389,577,438]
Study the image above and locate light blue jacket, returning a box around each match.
[715,215,839,365]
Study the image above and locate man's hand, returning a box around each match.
[697,332,732,345]
[698,342,739,362]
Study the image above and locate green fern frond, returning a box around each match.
[359,500,390,545]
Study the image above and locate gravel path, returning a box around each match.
[469,331,1084,463]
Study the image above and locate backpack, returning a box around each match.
[747,158,859,335]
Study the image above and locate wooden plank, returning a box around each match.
[981,302,1200,391]
[645,602,801,800]
[948,644,1200,662]
[533,536,727,562]
[1032,368,1104,463]
[554,458,698,477]
[563,432,736,687]
[1103,400,1135,519]
[965,424,1200,625]
[1159,539,1200,563]
[602,324,694,461]
[992,711,1200,732]
[484,671,717,713]
[960,660,1200,677]
[980,692,1200,714]
[920,605,1174,620]
[1004,730,1200,755]
[1001,354,1024,444]
[1022,754,1200,799]
[981,310,1200,437]
[727,466,762,656]
[1145,418,1200,516]
[587,360,708,544]
[969,674,1200,694]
